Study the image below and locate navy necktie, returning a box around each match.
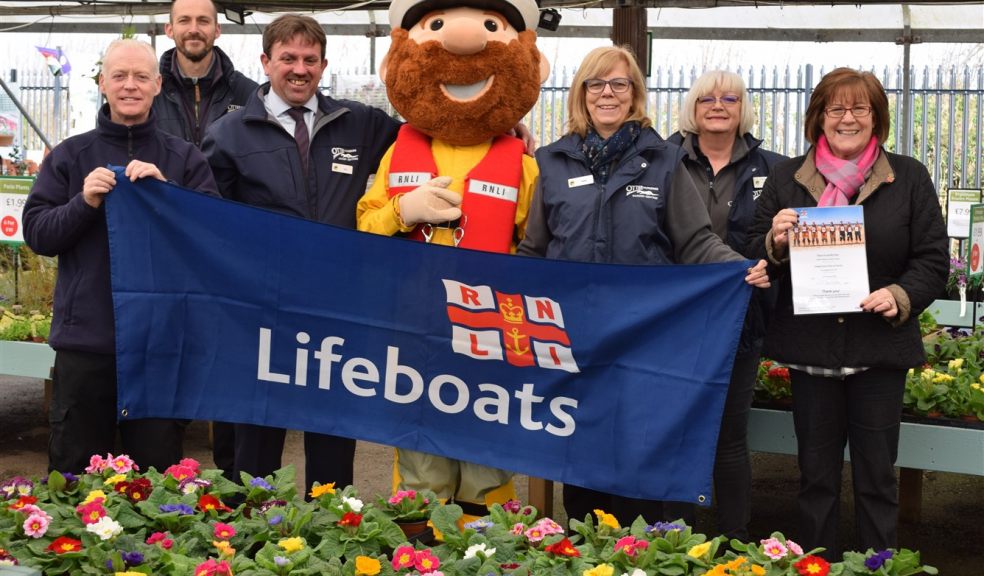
[287,107,310,174]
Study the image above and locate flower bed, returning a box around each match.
[755,311,984,425]
[0,455,936,576]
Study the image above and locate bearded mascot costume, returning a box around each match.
[356,0,549,522]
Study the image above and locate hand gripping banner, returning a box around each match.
[106,172,753,504]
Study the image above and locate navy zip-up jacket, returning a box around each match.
[153,46,258,147]
[202,84,400,227]
[23,105,218,354]
[518,128,742,266]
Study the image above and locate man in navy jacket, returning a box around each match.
[23,39,218,475]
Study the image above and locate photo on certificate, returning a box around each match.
[789,206,870,315]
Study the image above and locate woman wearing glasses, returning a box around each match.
[518,46,771,525]
[668,70,786,541]
[748,67,947,557]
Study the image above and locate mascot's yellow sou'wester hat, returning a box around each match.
[389,0,541,32]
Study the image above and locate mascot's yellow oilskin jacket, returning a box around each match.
[356,0,550,520]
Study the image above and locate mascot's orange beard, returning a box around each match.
[385,29,542,146]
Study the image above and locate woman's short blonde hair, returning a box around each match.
[567,46,651,137]
[804,67,890,145]
[678,70,755,137]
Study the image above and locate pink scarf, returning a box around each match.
[814,134,880,207]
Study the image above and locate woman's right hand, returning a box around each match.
[771,208,800,250]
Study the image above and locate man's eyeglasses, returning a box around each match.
[825,105,872,118]
[584,78,632,94]
[696,94,741,106]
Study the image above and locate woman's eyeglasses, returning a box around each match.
[824,105,872,118]
[697,94,741,106]
[584,78,632,94]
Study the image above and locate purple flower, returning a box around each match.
[464,518,494,532]
[268,514,284,526]
[274,555,289,567]
[645,521,684,534]
[0,477,33,500]
[250,477,273,490]
[864,550,894,570]
[159,503,195,515]
[62,472,78,484]
[121,550,144,566]
[259,499,288,513]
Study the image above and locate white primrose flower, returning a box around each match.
[86,516,123,540]
[342,496,364,512]
[621,570,646,576]
[464,543,496,560]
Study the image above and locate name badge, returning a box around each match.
[568,175,594,188]
[332,163,354,175]
[753,176,767,189]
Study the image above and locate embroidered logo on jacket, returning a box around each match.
[331,147,359,162]
[624,185,662,202]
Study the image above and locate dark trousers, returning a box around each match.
[563,485,695,527]
[48,350,185,474]
[790,367,905,559]
[211,421,236,480]
[711,347,760,541]
[233,423,356,495]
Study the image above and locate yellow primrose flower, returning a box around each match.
[278,537,304,553]
[104,474,127,486]
[355,556,382,576]
[921,369,936,381]
[592,509,620,529]
[583,565,615,576]
[973,382,982,390]
[82,490,107,505]
[309,482,336,499]
[687,541,712,559]
[751,565,766,576]
[978,374,984,385]
[949,358,964,370]
[213,540,235,557]
[115,572,145,576]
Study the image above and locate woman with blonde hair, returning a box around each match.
[519,46,771,525]
[669,70,786,540]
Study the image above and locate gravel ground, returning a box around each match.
[1,374,980,573]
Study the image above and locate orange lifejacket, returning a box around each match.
[386,124,523,254]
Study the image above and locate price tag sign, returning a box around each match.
[947,188,982,238]
[967,204,984,280]
[0,176,33,244]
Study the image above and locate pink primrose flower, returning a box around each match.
[392,545,416,570]
[214,522,236,539]
[510,522,525,535]
[535,518,564,535]
[787,539,804,556]
[109,454,138,474]
[76,501,107,525]
[179,458,201,473]
[85,454,109,474]
[414,549,440,572]
[23,513,50,537]
[524,526,545,542]
[761,537,789,560]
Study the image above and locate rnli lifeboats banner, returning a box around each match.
[106,173,753,504]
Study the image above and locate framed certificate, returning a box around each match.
[789,206,870,315]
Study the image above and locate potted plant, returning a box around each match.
[755,359,792,408]
[376,488,439,544]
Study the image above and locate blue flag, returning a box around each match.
[106,173,752,503]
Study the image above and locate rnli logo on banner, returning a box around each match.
[442,279,580,373]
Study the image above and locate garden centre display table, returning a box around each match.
[0,340,54,380]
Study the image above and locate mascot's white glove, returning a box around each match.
[398,176,462,226]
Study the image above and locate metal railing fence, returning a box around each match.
[3,69,71,153]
